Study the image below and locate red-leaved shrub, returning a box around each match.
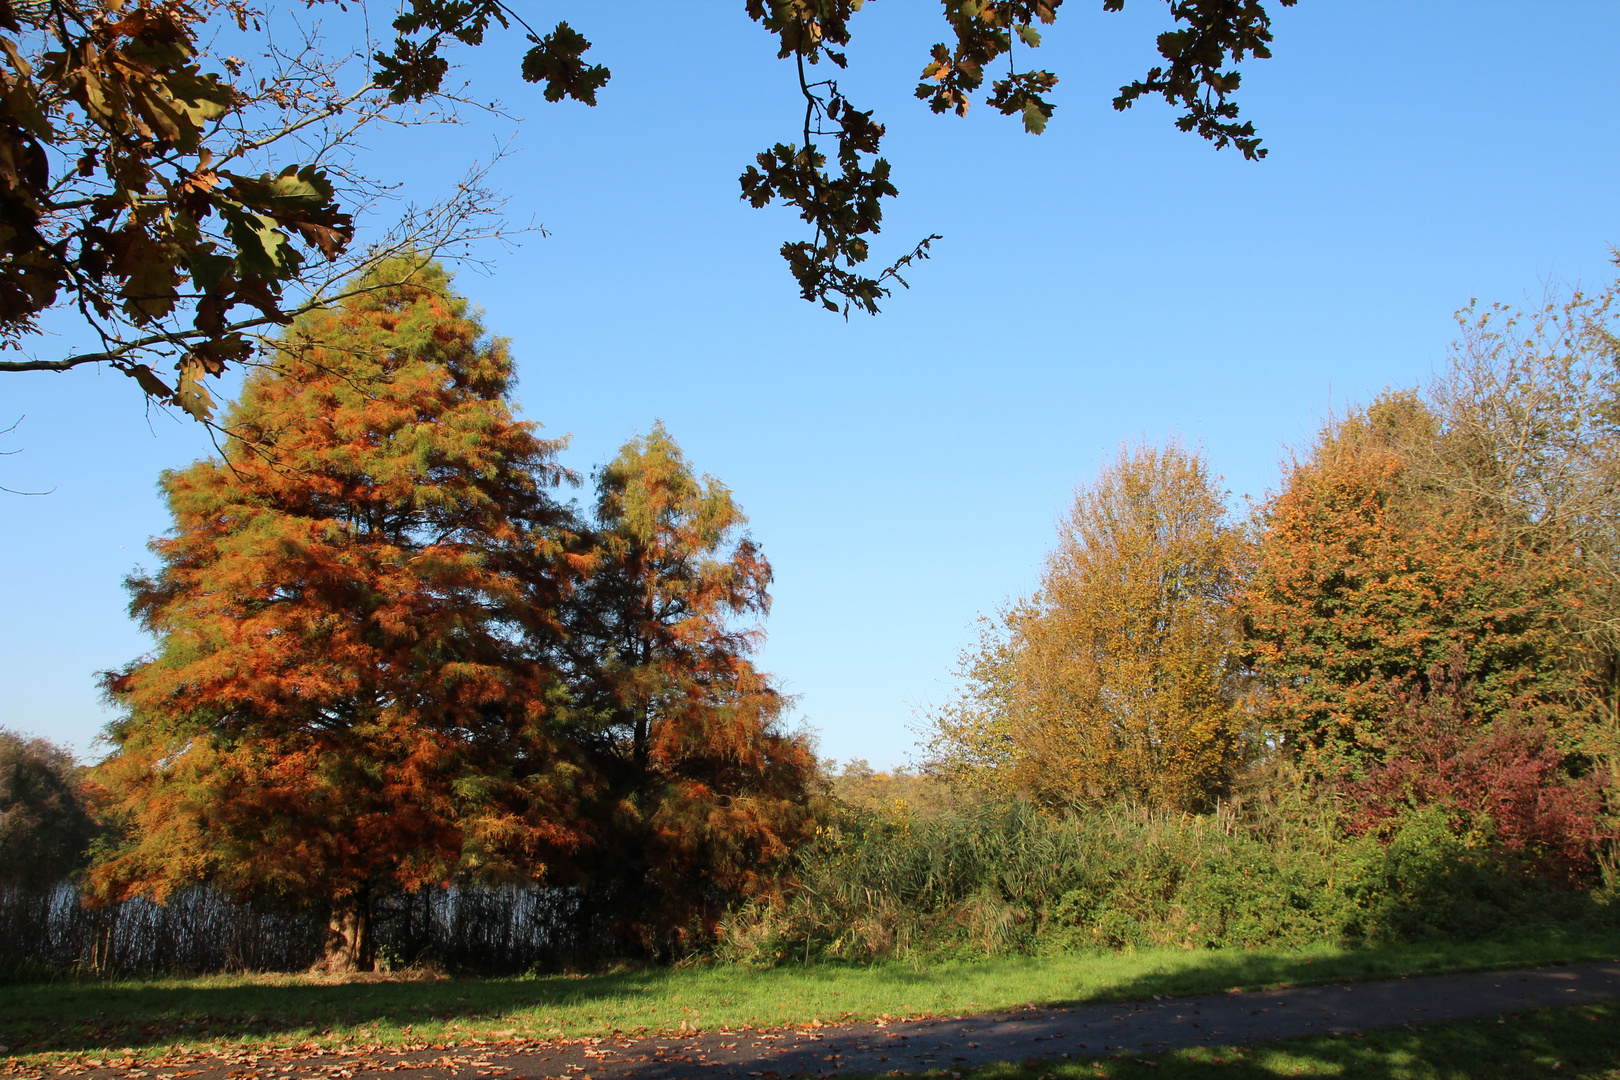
[1341,660,1610,884]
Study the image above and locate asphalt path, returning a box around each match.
[35,961,1620,1080]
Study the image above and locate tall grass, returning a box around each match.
[0,885,321,979]
[0,883,608,981]
[719,794,1619,963]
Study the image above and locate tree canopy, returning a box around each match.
[89,257,588,970]
[559,423,817,952]
[89,261,814,967]
[930,440,1249,811]
[0,0,1297,419]
[1242,393,1591,779]
[0,729,99,889]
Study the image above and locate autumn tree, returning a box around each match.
[557,423,817,952]
[1245,269,1620,801]
[1417,277,1620,756]
[1243,392,1591,780]
[0,1,1297,409]
[89,257,587,972]
[931,440,1250,811]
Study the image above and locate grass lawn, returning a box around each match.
[2,932,1618,1066]
[951,998,1620,1080]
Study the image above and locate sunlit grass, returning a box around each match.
[3,931,1617,1066]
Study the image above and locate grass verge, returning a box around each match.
[937,998,1620,1080]
[3,932,1618,1065]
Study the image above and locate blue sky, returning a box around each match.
[3,2,1617,768]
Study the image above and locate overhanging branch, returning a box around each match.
[0,354,116,373]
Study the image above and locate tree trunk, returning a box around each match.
[313,889,372,973]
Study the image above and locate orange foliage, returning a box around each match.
[91,260,590,966]
[560,423,818,951]
[1244,396,1587,779]
[91,265,821,964]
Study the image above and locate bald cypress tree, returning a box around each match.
[91,260,587,971]
[560,423,817,951]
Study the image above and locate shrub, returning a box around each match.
[718,786,1618,965]
[1342,664,1613,885]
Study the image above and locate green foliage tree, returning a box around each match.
[559,423,818,952]
[925,614,1023,799]
[0,729,99,890]
[931,440,1250,811]
[89,257,587,972]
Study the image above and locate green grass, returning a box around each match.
[947,998,1620,1080]
[4,932,1619,1066]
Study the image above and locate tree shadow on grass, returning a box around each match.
[944,999,1620,1080]
[7,931,1620,1059]
[0,966,681,1055]
[1062,854,1620,1010]
[1057,929,1620,1009]
[0,959,969,1056]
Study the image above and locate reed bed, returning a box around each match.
[719,796,1619,963]
[0,885,321,978]
[8,796,1615,981]
[0,883,606,980]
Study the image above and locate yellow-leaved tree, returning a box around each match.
[929,441,1250,811]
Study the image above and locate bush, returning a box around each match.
[1341,669,1613,885]
[717,788,1618,964]
[0,730,98,889]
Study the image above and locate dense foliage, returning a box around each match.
[89,259,813,970]
[0,729,98,889]
[560,424,819,953]
[929,441,1249,811]
[719,792,1617,964]
[910,271,1620,954]
[1244,393,1590,779]
[1341,665,1610,885]
[91,258,587,969]
[36,266,1617,978]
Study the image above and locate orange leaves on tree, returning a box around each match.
[91,270,817,965]
[91,258,586,969]
[560,422,817,950]
[1243,394,1588,779]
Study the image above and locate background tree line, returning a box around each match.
[926,268,1620,883]
[706,269,1620,965]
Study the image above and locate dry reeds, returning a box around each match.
[0,883,609,981]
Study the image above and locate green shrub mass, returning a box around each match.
[721,793,1619,964]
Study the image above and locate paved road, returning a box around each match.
[39,961,1620,1080]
